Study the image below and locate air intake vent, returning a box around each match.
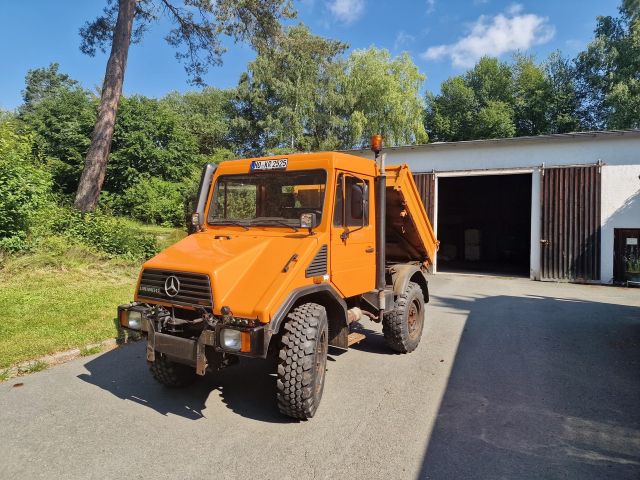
[137,269,212,308]
[305,245,328,277]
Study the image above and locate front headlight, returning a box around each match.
[127,311,142,330]
[221,328,242,351]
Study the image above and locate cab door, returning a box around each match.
[330,171,376,298]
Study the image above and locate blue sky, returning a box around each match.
[0,0,621,110]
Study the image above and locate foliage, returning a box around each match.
[46,206,159,260]
[163,87,236,157]
[117,176,188,227]
[0,120,52,252]
[542,52,582,133]
[18,70,97,194]
[625,252,640,273]
[234,29,428,154]
[106,95,201,191]
[426,55,584,141]
[512,54,551,136]
[21,63,80,109]
[233,24,349,155]
[345,49,428,148]
[425,77,477,141]
[575,2,640,128]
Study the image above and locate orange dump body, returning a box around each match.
[384,164,438,268]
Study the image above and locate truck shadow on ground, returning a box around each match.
[77,343,308,423]
[418,292,640,480]
[77,342,350,423]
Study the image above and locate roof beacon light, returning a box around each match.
[370,135,383,155]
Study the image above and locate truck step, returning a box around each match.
[347,332,366,347]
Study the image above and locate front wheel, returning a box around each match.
[276,303,328,419]
[382,281,425,353]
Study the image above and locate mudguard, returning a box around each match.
[389,263,429,303]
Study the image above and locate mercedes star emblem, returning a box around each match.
[164,275,180,297]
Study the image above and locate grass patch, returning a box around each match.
[0,369,9,382]
[134,223,187,249]
[0,224,183,369]
[79,345,103,357]
[17,360,48,375]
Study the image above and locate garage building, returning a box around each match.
[352,129,640,285]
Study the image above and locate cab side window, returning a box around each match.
[333,174,370,227]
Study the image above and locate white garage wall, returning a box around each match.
[352,132,640,283]
[601,165,640,283]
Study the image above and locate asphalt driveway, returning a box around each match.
[1,274,639,479]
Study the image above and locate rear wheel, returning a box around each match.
[276,303,328,419]
[382,281,425,353]
[150,352,198,388]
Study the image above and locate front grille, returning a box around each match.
[306,245,328,277]
[137,269,212,308]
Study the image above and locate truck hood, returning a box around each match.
[141,232,320,320]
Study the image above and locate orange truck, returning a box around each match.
[118,138,438,419]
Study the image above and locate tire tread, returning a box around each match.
[382,281,424,353]
[276,303,327,419]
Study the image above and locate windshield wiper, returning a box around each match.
[210,220,249,230]
[250,219,299,232]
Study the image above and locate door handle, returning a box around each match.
[365,247,374,253]
[540,239,549,245]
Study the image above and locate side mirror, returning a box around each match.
[350,183,367,220]
[188,212,201,234]
[300,212,317,230]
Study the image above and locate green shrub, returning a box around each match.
[0,120,52,252]
[118,177,188,227]
[47,207,159,260]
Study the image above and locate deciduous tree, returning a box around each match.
[345,49,428,147]
[233,24,348,155]
[575,1,640,128]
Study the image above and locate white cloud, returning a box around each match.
[426,0,436,14]
[506,3,523,15]
[421,4,555,67]
[394,30,416,50]
[327,0,365,24]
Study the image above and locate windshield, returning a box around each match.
[207,170,327,229]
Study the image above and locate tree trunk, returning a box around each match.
[74,0,136,212]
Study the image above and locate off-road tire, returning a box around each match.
[276,303,328,419]
[150,352,197,388]
[382,281,425,353]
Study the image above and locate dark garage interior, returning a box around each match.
[437,174,532,275]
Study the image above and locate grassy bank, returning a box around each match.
[0,228,185,370]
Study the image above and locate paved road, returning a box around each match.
[1,274,639,480]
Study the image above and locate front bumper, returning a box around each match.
[118,303,269,371]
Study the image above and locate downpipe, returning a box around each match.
[375,150,386,319]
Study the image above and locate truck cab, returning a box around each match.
[119,148,438,419]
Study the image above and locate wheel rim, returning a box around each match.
[407,300,423,340]
[315,330,328,397]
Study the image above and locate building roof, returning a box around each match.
[348,129,640,154]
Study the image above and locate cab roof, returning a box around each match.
[215,151,377,176]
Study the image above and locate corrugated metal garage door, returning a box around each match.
[413,173,435,222]
[540,165,601,281]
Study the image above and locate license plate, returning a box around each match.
[250,159,288,171]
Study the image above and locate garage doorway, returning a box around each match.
[437,173,532,276]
